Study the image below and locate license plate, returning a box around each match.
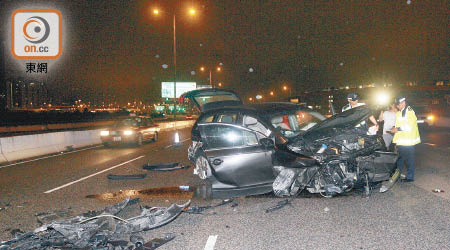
[113,136,121,142]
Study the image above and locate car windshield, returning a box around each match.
[269,111,323,138]
[113,118,141,127]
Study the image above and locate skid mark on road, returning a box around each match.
[204,235,218,250]
[0,145,103,169]
[44,155,144,194]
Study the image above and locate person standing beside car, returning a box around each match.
[342,93,379,133]
[379,103,397,150]
[391,96,421,182]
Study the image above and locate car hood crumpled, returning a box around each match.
[296,106,372,141]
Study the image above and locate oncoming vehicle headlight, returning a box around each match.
[427,115,434,121]
[123,130,134,136]
[100,131,109,136]
[375,92,389,106]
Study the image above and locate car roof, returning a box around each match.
[198,102,318,117]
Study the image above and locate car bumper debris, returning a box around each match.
[0,198,190,249]
[143,162,190,171]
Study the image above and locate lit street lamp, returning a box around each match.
[153,7,196,120]
[200,65,222,87]
[282,85,292,98]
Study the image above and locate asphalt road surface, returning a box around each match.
[0,127,449,249]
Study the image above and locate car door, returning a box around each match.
[198,123,275,188]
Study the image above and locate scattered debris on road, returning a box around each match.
[0,201,10,212]
[184,199,233,214]
[265,199,291,213]
[139,233,176,250]
[432,189,445,193]
[143,162,190,171]
[107,173,147,180]
[0,198,189,249]
[380,169,401,193]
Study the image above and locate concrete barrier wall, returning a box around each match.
[0,120,194,164]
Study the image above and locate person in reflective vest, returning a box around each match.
[342,93,378,132]
[391,96,421,182]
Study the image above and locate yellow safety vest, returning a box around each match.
[393,106,421,146]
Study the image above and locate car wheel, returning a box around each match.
[136,134,143,146]
[195,154,211,180]
[153,132,158,142]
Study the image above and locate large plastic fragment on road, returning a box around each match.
[0,198,190,249]
[137,233,176,250]
[143,162,190,171]
[379,168,400,193]
[265,199,291,213]
[184,199,233,214]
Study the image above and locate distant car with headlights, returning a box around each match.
[100,116,160,147]
[414,105,436,127]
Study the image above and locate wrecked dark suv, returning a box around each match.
[182,89,398,198]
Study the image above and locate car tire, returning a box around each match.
[136,134,143,146]
[153,132,158,142]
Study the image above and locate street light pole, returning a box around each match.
[209,69,212,87]
[173,14,177,120]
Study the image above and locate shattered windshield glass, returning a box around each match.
[270,111,323,138]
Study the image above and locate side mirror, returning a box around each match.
[259,138,274,149]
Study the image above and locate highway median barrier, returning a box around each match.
[0,120,194,165]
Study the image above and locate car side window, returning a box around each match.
[216,113,237,124]
[200,124,258,149]
[243,115,271,139]
[199,115,214,123]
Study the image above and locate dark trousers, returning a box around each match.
[396,145,415,180]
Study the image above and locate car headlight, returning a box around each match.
[427,115,434,121]
[123,130,134,135]
[100,131,109,136]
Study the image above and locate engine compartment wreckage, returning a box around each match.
[0,198,189,249]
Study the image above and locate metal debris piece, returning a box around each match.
[380,169,400,193]
[265,199,291,213]
[137,233,176,250]
[1,198,190,249]
[143,162,190,171]
[107,173,147,180]
[36,210,74,225]
[184,199,233,214]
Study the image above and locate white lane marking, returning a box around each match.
[165,138,191,149]
[204,235,218,250]
[424,143,436,146]
[0,145,103,169]
[44,155,144,194]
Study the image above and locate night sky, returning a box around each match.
[1,0,448,104]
